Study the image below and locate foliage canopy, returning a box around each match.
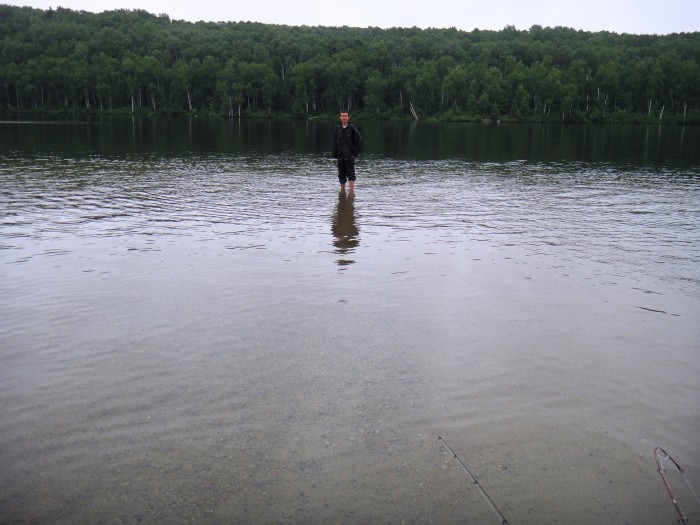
[1,5,699,122]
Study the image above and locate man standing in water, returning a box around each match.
[332,110,362,192]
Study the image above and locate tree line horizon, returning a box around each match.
[1,5,699,123]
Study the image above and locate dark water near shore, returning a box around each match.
[2,116,698,166]
[1,118,699,524]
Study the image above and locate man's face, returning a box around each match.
[339,112,350,125]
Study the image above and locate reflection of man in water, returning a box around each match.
[331,190,359,266]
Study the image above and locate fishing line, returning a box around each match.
[654,446,700,525]
[438,436,510,525]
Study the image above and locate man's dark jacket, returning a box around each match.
[333,124,362,160]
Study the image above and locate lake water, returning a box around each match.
[1,118,699,524]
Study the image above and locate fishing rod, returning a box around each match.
[654,446,700,525]
[438,436,510,525]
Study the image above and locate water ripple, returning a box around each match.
[1,154,698,297]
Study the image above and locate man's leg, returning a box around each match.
[338,159,348,190]
[347,159,356,192]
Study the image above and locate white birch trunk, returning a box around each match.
[409,101,419,120]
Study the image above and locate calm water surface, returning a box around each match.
[1,118,699,524]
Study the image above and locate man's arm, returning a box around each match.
[352,126,362,157]
[332,126,338,158]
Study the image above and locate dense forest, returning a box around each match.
[1,4,699,123]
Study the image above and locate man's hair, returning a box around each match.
[339,109,350,114]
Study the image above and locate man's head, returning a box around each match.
[339,110,350,126]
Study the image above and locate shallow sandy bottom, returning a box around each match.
[3,229,698,524]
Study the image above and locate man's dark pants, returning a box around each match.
[337,158,356,184]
